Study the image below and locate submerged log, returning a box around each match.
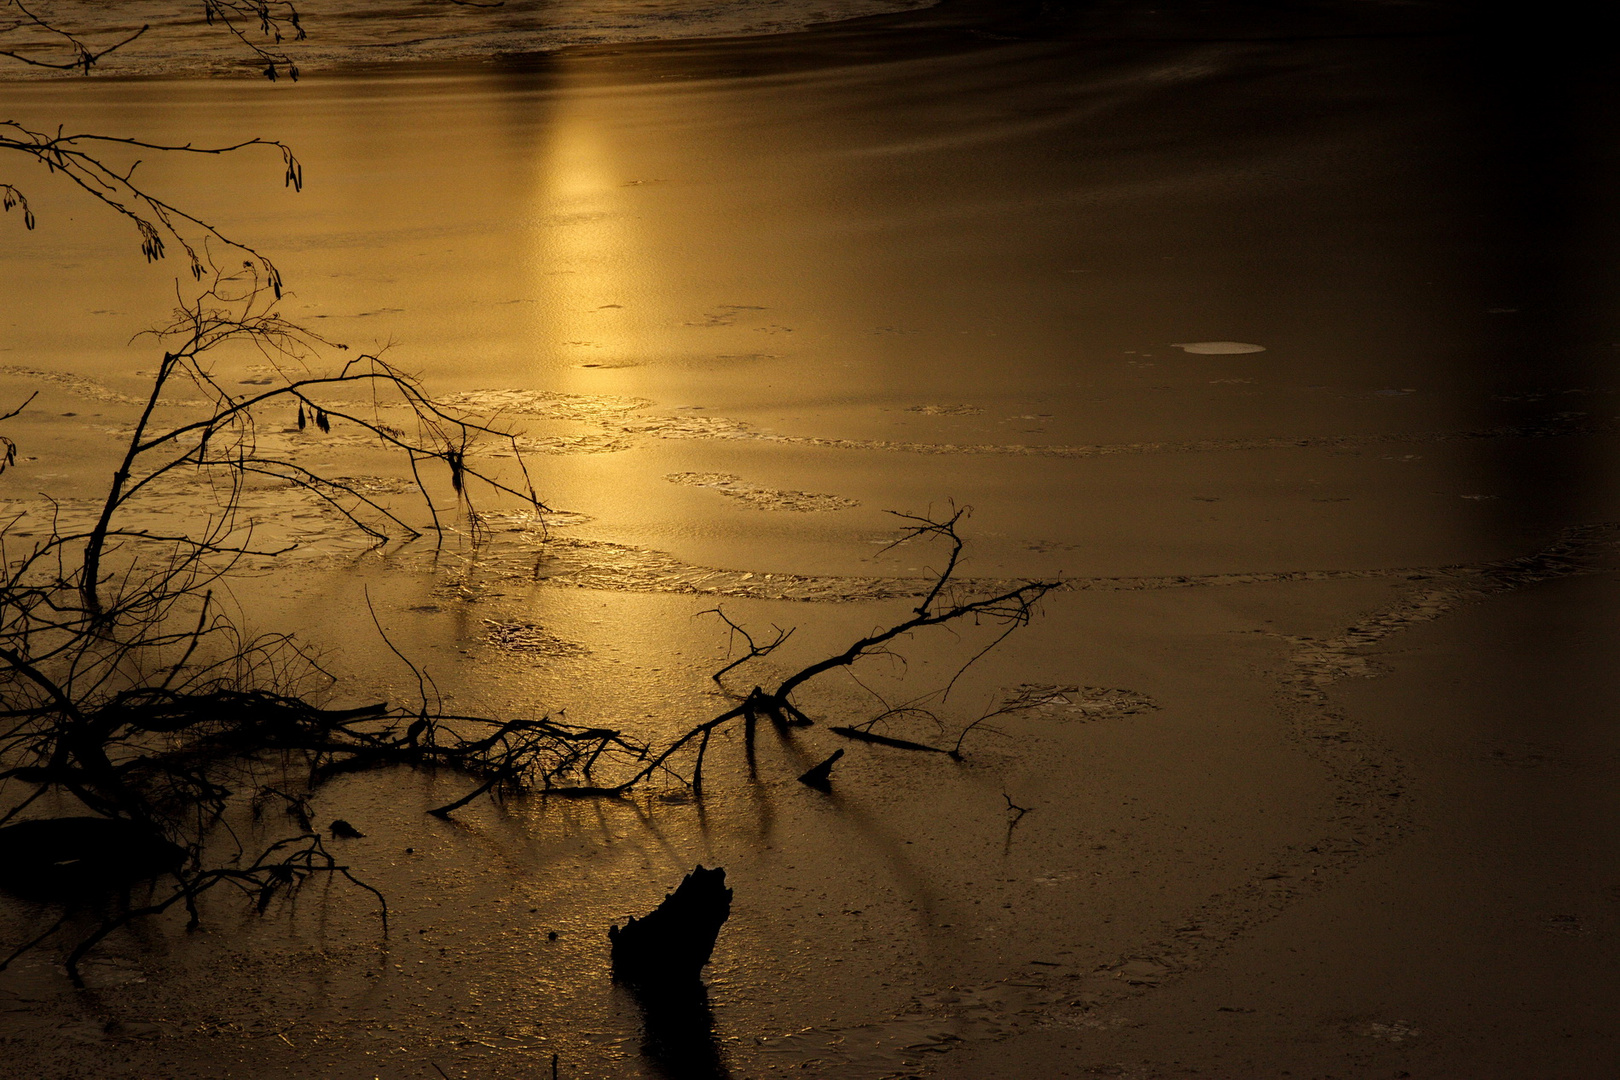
[610,865,732,986]
[0,817,185,899]
[828,725,948,753]
[797,748,844,790]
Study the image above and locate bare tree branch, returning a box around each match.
[2,120,301,290]
[0,1,150,73]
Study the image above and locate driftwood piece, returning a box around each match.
[0,817,184,898]
[610,865,732,986]
[828,726,948,753]
[797,749,844,790]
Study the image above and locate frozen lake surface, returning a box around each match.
[2,2,1618,1076]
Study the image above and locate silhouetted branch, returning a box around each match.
[201,0,306,80]
[2,120,302,289]
[951,683,1060,758]
[62,270,543,612]
[0,390,35,475]
[700,606,794,683]
[0,7,1058,983]
[0,1,150,73]
[1,0,304,79]
[419,508,1057,806]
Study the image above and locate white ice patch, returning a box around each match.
[1171,341,1267,355]
[665,471,858,512]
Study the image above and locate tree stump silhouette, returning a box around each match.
[610,865,732,986]
[611,866,735,1079]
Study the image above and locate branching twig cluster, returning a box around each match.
[0,391,32,476]
[1,0,304,78]
[0,0,152,74]
[3,364,1052,979]
[4,1,304,294]
[1,1,511,283]
[0,269,554,975]
[701,607,794,684]
[2,275,542,772]
[512,507,1057,798]
[201,0,306,80]
[2,118,301,291]
[0,1,1060,989]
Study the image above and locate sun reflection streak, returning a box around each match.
[527,102,651,378]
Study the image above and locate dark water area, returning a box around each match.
[1458,5,1620,532]
[2,1,1619,1077]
